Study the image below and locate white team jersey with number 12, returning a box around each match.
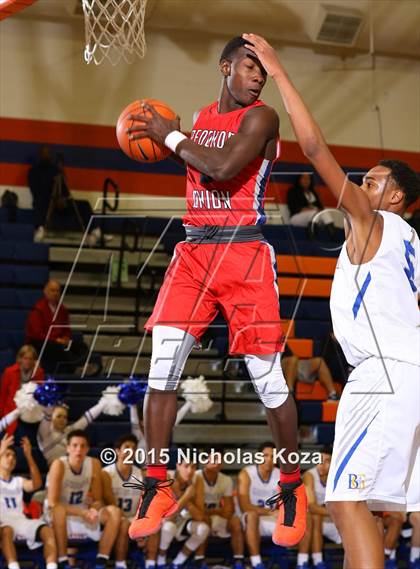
[330,211,420,367]
[58,456,93,506]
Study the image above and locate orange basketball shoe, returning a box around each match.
[266,480,307,546]
[124,476,179,539]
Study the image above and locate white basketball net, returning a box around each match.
[82,0,147,65]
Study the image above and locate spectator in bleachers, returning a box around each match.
[156,454,209,569]
[46,429,121,569]
[297,445,341,569]
[28,146,110,246]
[287,174,337,238]
[281,342,339,400]
[25,279,90,375]
[238,442,280,569]
[195,449,245,569]
[0,345,44,434]
[0,433,57,568]
[101,433,159,569]
[37,397,108,464]
[28,145,60,243]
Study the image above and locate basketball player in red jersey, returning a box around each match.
[125,37,307,548]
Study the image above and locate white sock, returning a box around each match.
[8,564,20,569]
[297,553,309,566]
[385,548,392,558]
[411,547,420,562]
[157,555,166,565]
[47,565,58,569]
[250,555,262,566]
[146,561,156,569]
[58,558,68,564]
[173,551,188,565]
[312,552,323,565]
[116,563,127,569]
[194,556,205,561]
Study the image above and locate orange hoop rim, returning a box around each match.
[0,0,37,22]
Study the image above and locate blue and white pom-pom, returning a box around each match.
[34,378,65,407]
[99,385,125,416]
[180,375,213,414]
[118,377,148,406]
[14,382,44,423]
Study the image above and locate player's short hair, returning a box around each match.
[67,429,90,445]
[258,441,276,452]
[321,444,333,456]
[220,36,250,62]
[379,159,420,208]
[115,433,138,449]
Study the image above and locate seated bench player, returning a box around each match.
[297,445,341,569]
[238,442,280,569]
[195,449,245,569]
[156,454,209,569]
[46,429,121,569]
[101,433,159,569]
[0,434,57,569]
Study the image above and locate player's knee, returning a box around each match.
[162,520,177,536]
[104,504,121,524]
[229,515,241,532]
[40,525,54,541]
[245,510,259,528]
[326,501,359,525]
[196,521,210,539]
[246,353,289,408]
[1,525,14,539]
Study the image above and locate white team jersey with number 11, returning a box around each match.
[330,211,420,368]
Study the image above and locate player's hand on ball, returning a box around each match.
[128,103,181,144]
[242,33,282,78]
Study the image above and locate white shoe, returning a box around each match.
[34,226,45,242]
[88,227,113,247]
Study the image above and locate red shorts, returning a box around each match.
[145,240,284,355]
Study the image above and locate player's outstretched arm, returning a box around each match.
[242,33,371,222]
[21,437,42,492]
[128,103,279,182]
[0,409,20,435]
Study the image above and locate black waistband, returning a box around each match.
[185,225,264,244]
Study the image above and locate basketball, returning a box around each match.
[116,98,176,163]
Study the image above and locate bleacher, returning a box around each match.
[0,207,347,568]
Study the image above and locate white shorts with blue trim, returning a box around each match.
[325,358,420,511]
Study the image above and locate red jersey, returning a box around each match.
[183,100,280,227]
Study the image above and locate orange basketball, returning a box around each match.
[116,98,176,163]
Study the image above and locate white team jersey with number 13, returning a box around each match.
[330,211,420,367]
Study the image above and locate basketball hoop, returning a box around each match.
[82,0,147,65]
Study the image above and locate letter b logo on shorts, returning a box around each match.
[348,473,366,489]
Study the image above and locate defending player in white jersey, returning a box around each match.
[243,33,420,569]
[102,433,159,569]
[195,450,245,569]
[46,429,121,569]
[154,455,208,569]
[238,442,280,569]
[0,434,57,569]
[297,446,341,569]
